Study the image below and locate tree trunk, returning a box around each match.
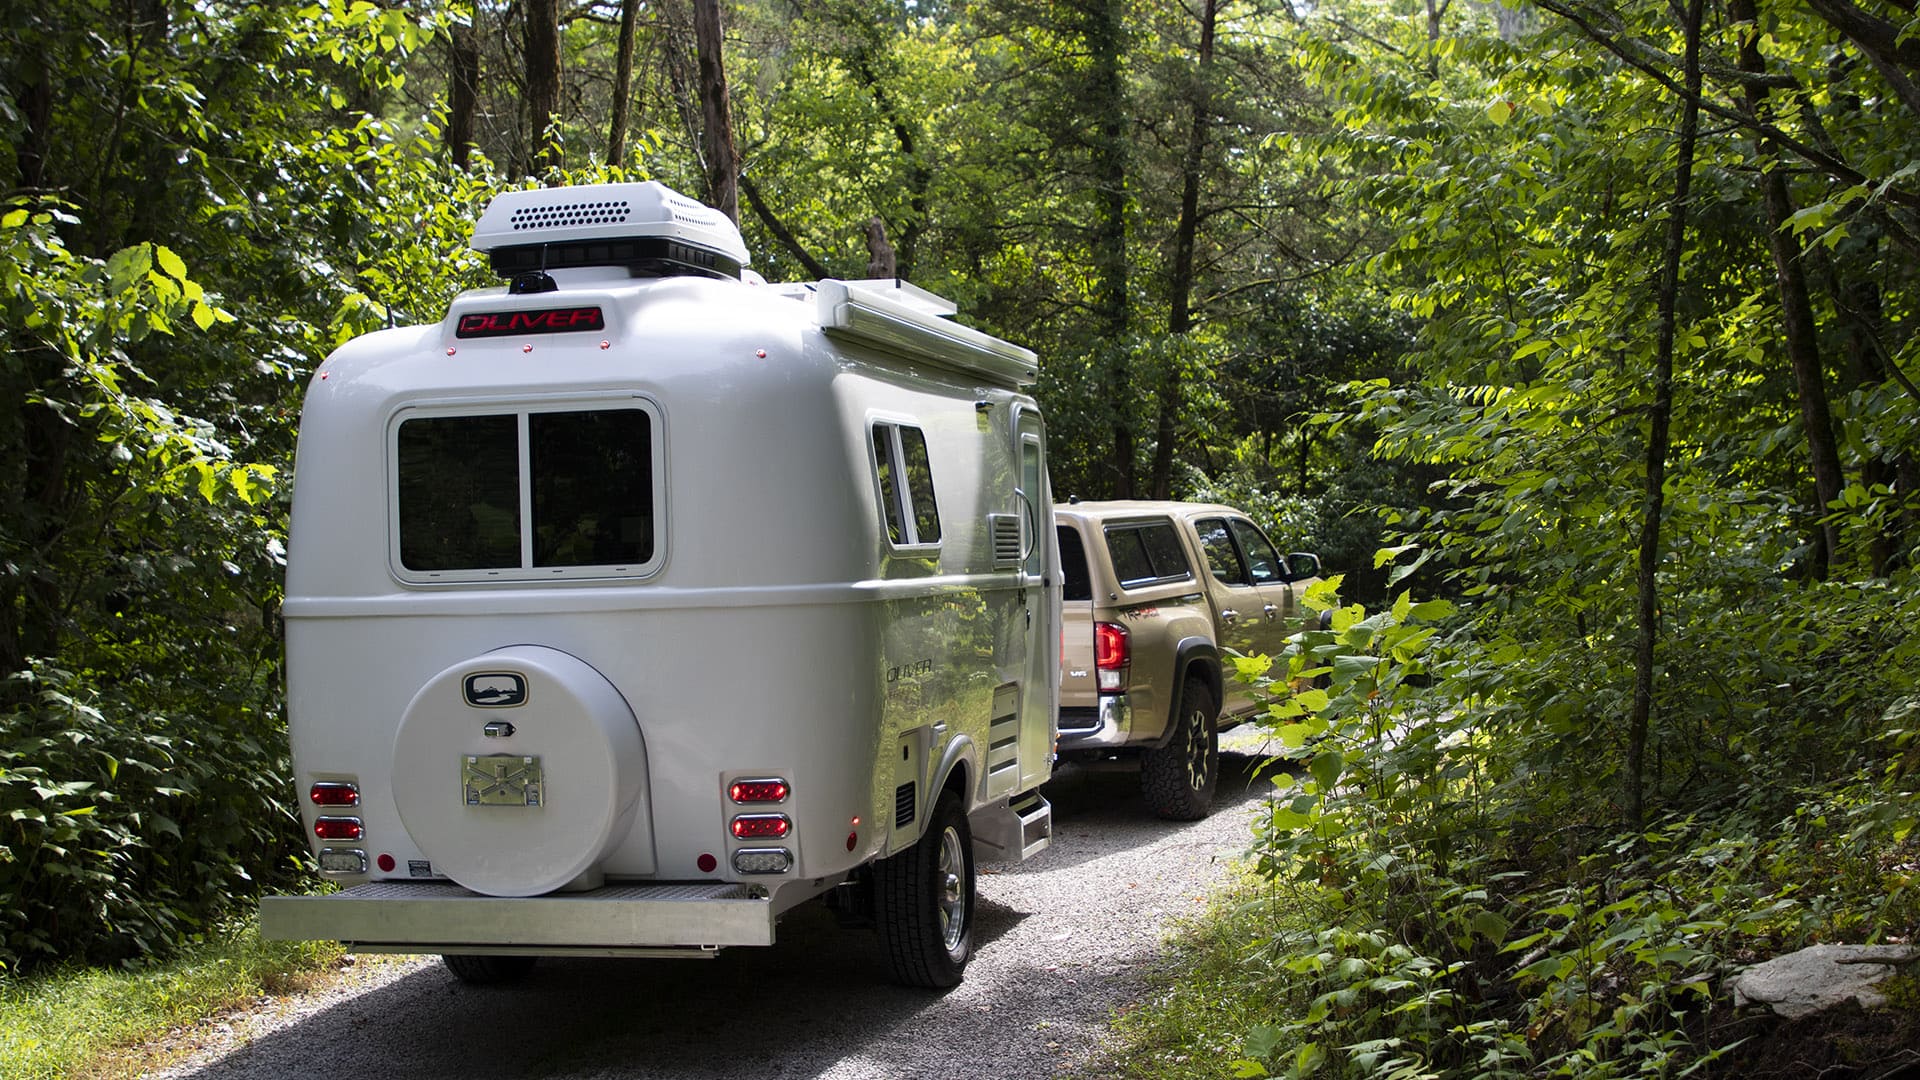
[448,20,480,169]
[525,0,562,174]
[1731,0,1845,577]
[692,0,738,223]
[607,0,642,165]
[1088,0,1132,497]
[1627,0,1703,832]
[1149,0,1219,501]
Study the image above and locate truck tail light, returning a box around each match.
[730,814,791,839]
[314,816,364,841]
[1095,622,1130,693]
[728,778,790,804]
[309,781,360,807]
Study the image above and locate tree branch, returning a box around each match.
[738,172,831,280]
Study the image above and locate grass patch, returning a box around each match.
[1105,871,1303,1079]
[0,922,345,1080]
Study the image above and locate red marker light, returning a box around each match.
[377,853,396,872]
[309,781,359,807]
[728,778,790,804]
[697,853,718,873]
[314,816,363,841]
[730,814,791,840]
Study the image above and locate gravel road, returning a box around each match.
[151,744,1280,1080]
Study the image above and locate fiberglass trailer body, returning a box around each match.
[260,182,1058,988]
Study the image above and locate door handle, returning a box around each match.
[1220,608,1239,622]
[1263,604,1278,620]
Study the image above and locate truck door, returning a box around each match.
[1225,517,1300,658]
[1191,515,1261,714]
[1015,408,1058,789]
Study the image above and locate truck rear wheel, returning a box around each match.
[442,953,537,985]
[1142,677,1218,821]
[873,790,974,988]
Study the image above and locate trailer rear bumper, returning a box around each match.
[260,881,775,953]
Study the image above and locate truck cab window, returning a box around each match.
[1228,518,1284,584]
[1194,517,1246,585]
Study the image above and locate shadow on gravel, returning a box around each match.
[161,750,1289,1080]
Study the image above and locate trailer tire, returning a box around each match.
[442,953,537,986]
[873,790,974,988]
[1142,677,1218,821]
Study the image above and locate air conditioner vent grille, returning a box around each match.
[508,200,633,231]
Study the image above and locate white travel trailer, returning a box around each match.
[260,182,1058,988]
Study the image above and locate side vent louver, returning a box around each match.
[989,514,1021,568]
[894,782,916,829]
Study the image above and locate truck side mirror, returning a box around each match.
[1285,552,1321,582]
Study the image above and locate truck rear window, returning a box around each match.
[394,404,659,579]
[1105,521,1193,589]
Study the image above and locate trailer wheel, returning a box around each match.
[873,790,974,988]
[442,953,537,986]
[1142,677,1218,821]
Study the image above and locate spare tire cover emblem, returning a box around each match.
[465,672,527,708]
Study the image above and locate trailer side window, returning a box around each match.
[870,422,941,548]
[393,403,660,580]
[1105,520,1194,589]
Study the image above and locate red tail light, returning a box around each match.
[314,816,363,841]
[1095,622,1130,693]
[728,778,790,804]
[309,781,360,807]
[730,814,791,839]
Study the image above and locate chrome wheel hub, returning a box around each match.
[936,825,967,952]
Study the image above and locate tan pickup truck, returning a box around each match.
[1054,501,1324,819]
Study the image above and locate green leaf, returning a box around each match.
[155,244,188,281]
[1310,749,1344,791]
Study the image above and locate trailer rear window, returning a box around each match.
[1105,520,1193,589]
[393,403,660,580]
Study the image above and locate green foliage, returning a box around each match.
[1217,555,1920,1078]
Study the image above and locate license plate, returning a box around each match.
[464,754,544,808]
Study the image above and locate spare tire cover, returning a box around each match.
[391,645,646,897]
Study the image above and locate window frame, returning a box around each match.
[868,418,942,552]
[387,394,668,584]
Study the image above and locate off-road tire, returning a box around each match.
[442,953,538,985]
[1142,677,1219,821]
[873,790,975,988]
